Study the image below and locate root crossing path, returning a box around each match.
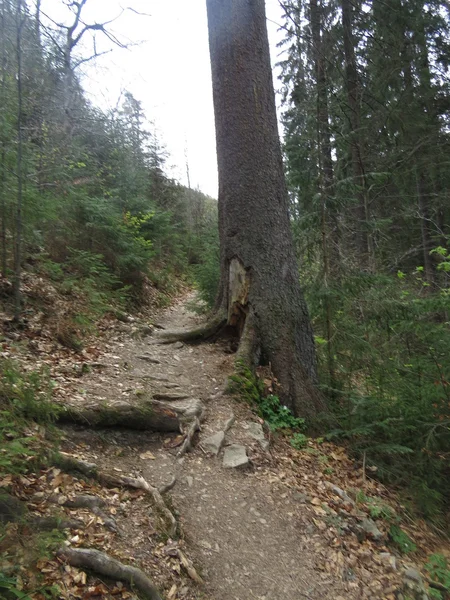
[61,296,385,600]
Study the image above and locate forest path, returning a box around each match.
[60,295,404,600]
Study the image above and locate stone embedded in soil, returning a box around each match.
[243,421,269,451]
[402,567,429,600]
[172,341,184,349]
[202,431,225,456]
[359,518,384,542]
[244,421,264,441]
[223,444,249,468]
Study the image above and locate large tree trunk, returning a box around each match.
[205,0,326,419]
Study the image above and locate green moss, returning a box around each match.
[226,360,264,404]
[227,360,306,432]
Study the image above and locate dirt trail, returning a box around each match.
[59,296,410,600]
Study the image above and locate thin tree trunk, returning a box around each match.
[35,0,41,45]
[416,170,434,284]
[310,0,337,390]
[14,0,23,320]
[0,0,8,276]
[206,0,326,418]
[340,0,373,270]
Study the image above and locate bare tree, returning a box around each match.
[40,0,135,134]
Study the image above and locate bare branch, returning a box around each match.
[73,48,112,69]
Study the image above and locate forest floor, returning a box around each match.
[1,286,448,600]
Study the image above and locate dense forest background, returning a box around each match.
[0,0,218,318]
[277,0,450,519]
[0,0,449,522]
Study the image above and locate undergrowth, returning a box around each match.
[227,360,306,434]
[425,554,450,599]
[0,360,63,599]
[0,360,60,477]
[309,269,450,521]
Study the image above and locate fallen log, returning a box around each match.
[57,547,162,600]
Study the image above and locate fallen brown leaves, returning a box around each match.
[247,435,447,599]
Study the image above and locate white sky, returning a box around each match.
[41,0,287,198]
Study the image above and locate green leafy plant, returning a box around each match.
[228,361,306,431]
[424,554,450,600]
[355,492,395,521]
[388,525,417,554]
[0,573,33,599]
[290,433,308,449]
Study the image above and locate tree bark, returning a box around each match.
[206,0,326,419]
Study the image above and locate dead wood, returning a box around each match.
[155,311,227,344]
[235,308,260,368]
[57,547,162,600]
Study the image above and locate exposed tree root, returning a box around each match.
[57,547,163,600]
[56,453,177,538]
[155,311,227,344]
[55,452,98,476]
[152,392,190,401]
[177,416,201,458]
[113,475,177,538]
[29,516,84,531]
[57,398,181,432]
[176,549,204,585]
[158,476,177,495]
[63,495,119,533]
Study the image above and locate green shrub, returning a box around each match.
[0,573,33,599]
[310,271,450,518]
[290,433,308,449]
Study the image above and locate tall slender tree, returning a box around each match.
[13,0,23,319]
